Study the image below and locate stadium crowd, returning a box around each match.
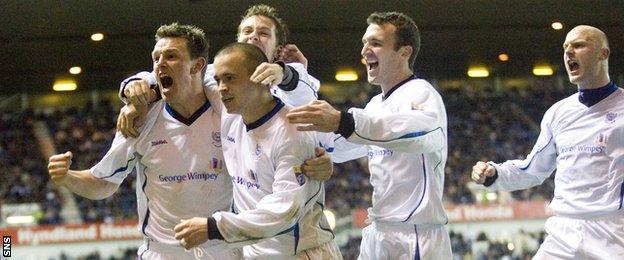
[42,100,137,223]
[1,109,64,225]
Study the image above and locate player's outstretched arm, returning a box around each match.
[473,105,560,191]
[287,88,445,152]
[286,100,341,132]
[48,151,120,200]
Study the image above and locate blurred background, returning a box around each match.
[1,1,623,259]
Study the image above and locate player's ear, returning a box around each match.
[399,45,413,59]
[191,57,206,74]
[599,47,610,61]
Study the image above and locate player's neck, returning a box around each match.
[242,94,276,124]
[380,67,413,94]
[166,85,207,118]
[577,72,610,90]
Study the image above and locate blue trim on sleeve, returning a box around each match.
[403,154,428,222]
[519,136,553,170]
[298,79,318,98]
[97,154,137,179]
[355,127,443,143]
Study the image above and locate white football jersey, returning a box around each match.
[327,76,449,225]
[214,99,335,258]
[91,100,232,246]
[488,87,624,218]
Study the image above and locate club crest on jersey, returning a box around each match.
[212,131,221,147]
[605,112,617,123]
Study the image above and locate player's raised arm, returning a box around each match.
[286,85,446,153]
[472,105,559,191]
[47,151,120,200]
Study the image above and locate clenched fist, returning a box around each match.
[471,161,497,184]
[48,151,73,185]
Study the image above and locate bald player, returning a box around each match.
[471,25,624,259]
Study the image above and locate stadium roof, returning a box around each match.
[2,0,623,94]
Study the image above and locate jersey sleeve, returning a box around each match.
[487,105,559,191]
[90,132,139,184]
[317,132,368,163]
[91,101,162,184]
[272,62,319,107]
[346,84,446,153]
[212,133,322,246]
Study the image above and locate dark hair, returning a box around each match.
[215,42,269,75]
[238,4,289,46]
[155,22,209,59]
[367,12,420,70]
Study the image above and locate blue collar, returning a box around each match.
[245,97,284,131]
[382,74,417,101]
[165,100,211,126]
[578,82,618,107]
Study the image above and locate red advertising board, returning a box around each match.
[0,221,141,246]
[352,200,552,228]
